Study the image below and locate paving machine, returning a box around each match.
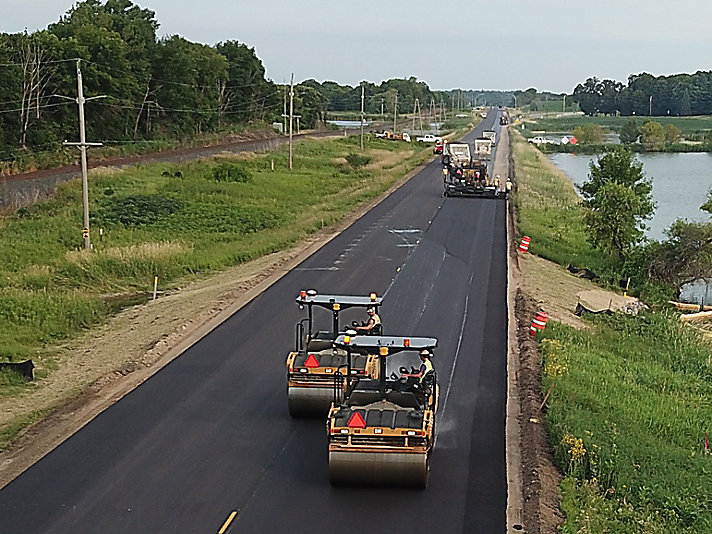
[326,335,438,488]
[441,141,502,198]
[286,290,382,417]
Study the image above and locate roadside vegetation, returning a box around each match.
[512,129,712,532]
[0,136,430,383]
[521,114,712,153]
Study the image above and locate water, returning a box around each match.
[326,120,371,128]
[680,278,712,306]
[548,152,712,241]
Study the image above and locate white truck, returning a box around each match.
[474,138,493,157]
[482,130,496,143]
[416,134,442,143]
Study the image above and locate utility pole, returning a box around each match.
[360,83,365,150]
[649,95,653,116]
[59,59,104,250]
[380,98,384,118]
[289,73,294,170]
[393,92,398,132]
[283,85,287,133]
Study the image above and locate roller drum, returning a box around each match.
[328,450,429,488]
[288,386,341,417]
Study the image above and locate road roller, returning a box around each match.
[326,335,439,488]
[286,290,383,417]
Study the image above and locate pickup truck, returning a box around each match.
[416,134,442,143]
[528,136,552,145]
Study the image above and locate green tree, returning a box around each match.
[646,220,712,287]
[619,119,640,144]
[664,123,681,143]
[580,148,654,259]
[639,120,665,149]
[702,191,712,214]
[572,124,605,144]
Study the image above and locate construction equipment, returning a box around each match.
[374,130,411,142]
[286,290,382,417]
[326,335,439,488]
[441,142,502,198]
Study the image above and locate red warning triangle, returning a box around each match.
[347,412,366,428]
[304,354,320,368]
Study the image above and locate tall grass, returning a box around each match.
[0,135,429,365]
[511,130,604,271]
[540,316,712,533]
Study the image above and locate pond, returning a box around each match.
[549,152,712,304]
[548,152,712,241]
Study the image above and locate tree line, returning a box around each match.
[572,71,712,116]
[1,0,474,167]
[0,0,284,161]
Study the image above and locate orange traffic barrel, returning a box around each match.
[529,309,548,336]
[518,236,531,253]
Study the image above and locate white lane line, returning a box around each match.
[439,271,474,423]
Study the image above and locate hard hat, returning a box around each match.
[367,306,376,312]
[419,349,431,358]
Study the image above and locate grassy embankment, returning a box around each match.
[512,130,712,533]
[0,135,431,385]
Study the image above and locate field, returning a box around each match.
[524,113,712,136]
[0,135,430,370]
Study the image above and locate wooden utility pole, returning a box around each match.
[289,73,294,170]
[393,92,398,132]
[360,83,365,150]
[60,59,104,250]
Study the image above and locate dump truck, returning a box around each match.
[474,138,493,158]
[326,335,438,488]
[286,290,382,417]
[482,129,496,144]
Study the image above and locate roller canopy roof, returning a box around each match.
[295,291,383,309]
[334,335,437,355]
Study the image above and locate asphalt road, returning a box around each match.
[0,111,508,533]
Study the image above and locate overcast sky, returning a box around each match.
[4,0,712,93]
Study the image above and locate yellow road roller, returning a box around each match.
[326,335,438,488]
[286,290,383,417]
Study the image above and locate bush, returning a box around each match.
[213,161,252,183]
[345,153,372,168]
[96,195,183,227]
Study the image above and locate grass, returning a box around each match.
[513,126,712,531]
[540,317,712,533]
[0,134,431,371]
[511,130,604,272]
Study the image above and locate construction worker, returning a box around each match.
[354,306,381,335]
[416,350,434,383]
[505,178,513,198]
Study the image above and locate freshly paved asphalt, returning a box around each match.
[0,111,508,533]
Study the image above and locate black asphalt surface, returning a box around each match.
[0,111,508,533]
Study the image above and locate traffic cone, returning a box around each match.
[518,236,531,253]
[530,309,548,336]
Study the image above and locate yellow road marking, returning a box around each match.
[218,510,237,534]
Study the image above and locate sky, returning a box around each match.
[4,0,712,93]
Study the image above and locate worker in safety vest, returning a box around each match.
[416,350,434,383]
[354,306,381,334]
